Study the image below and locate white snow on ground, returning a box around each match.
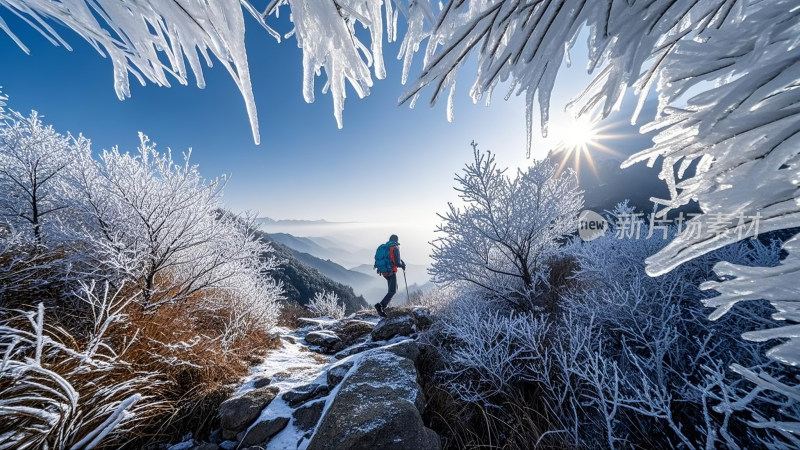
[297,317,343,329]
[234,324,330,449]
[239,326,328,393]
[230,315,392,450]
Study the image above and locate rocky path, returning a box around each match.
[170,309,440,450]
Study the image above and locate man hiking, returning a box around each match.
[373,234,406,318]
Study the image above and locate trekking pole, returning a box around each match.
[403,269,410,303]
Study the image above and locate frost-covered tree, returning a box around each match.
[431,142,582,308]
[68,134,267,309]
[0,110,84,244]
[0,93,283,446]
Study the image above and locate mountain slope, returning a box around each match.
[266,235,434,304]
[271,242,388,304]
[291,252,375,288]
[267,233,373,267]
[255,230,367,312]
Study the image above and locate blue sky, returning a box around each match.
[1,10,602,261]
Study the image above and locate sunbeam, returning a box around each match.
[550,115,626,179]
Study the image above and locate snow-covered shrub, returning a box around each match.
[439,307,550,404]
[0,97,284,445]
[0,301,163,449]
[409,285,460,313]
[431,143,582,309]
[0,229,62,305]
[307,290,345,320]
[427,204,797,448]
[69,135,225,308]
[556,208,795,447]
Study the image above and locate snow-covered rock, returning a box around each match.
[219,385,280,439]
[298,317,341,330]
[326,360,355,388]
[212,311,439,449]
[380,339,420,362]
[305,330,345,353]
[293,399,326,431]
[306,350,440,450]
[339,320,375,344]
[333,342,380,360]
[238,417,290,447]
[282,383,330,407]
[371,315,415,341]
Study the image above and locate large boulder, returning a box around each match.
[238,417,290,447]
[371,316,415,341]
[305,330,345,354]
[219,386,279,439]
[306,350,440,450]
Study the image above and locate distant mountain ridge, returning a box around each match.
[254,229,367,312]
[262,232,433,304]
[267,233,371,267]
[257,217,354,226]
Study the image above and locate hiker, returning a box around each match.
[374,234,406,317]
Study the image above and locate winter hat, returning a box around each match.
[389,234,399,243]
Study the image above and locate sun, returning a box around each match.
[558,116,599,150]
[549,114,620,178]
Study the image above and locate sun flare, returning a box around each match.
[555,116,599,153]
[549,114,621,179]
[558,116,599,150]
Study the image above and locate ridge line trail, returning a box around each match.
[234,316,380,449]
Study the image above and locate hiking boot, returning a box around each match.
[374,303,387,318]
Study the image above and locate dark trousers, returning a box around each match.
[380,273,397,307]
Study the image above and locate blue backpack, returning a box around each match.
[374,242,394,274]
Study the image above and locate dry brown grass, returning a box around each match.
[277,300,310,329]
[2,266,282,448]
[116,292,280,446]
[0,306,170,449]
